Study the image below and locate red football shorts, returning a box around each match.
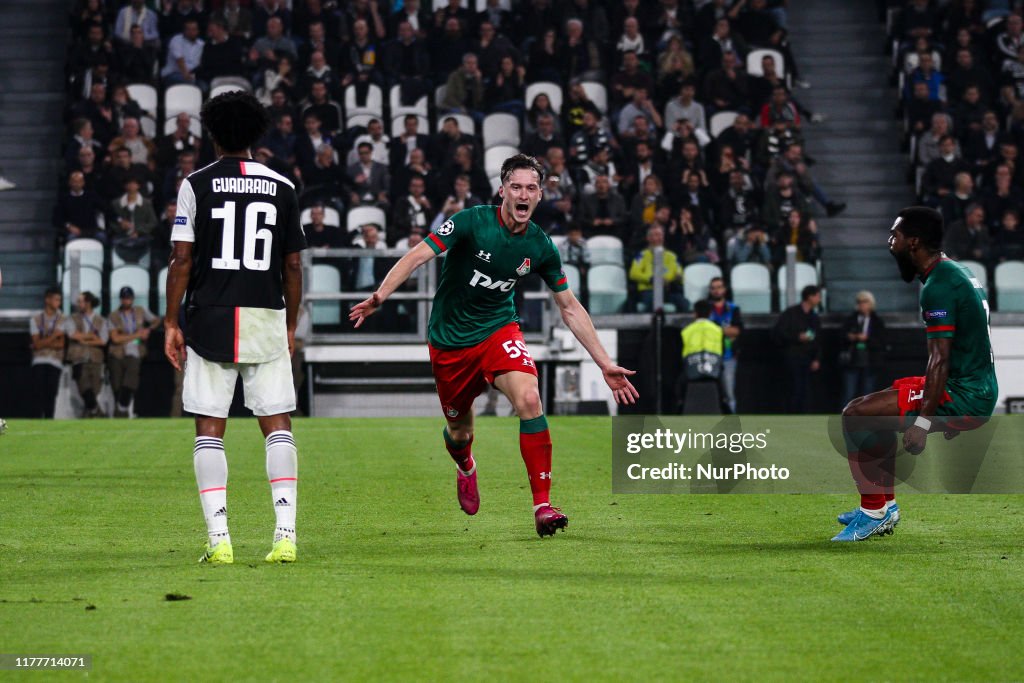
[892,376,951,418]
[428,323,537,420]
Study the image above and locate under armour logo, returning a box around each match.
[476,250,492,262]
[523,359,535,367]
[539,472,551,480]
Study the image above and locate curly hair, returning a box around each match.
[200,90,270,154]
[499,153,545,185]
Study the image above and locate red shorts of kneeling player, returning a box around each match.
[428,322,537,420]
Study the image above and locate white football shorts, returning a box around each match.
[183,346,295,418]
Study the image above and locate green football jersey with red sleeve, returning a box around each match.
[918,258,998,414]
[424,205,569,349]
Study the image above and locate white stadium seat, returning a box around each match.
[109,265,150,311]
[683,263,723,304]
[485,145,518,178]
[310,264,342,325]
[730,263,771,313]
[64,238,105,272]
[62,266,103,313]
[525,81,562,114]
[164,83,202,118]
[209,75,252,93]
[562,263,581,295]
[482,112,521,148]
[436,113,475,137]
[959,259,988,291]
[709,111,739,138]
[345,83,383,119]
[126,83,157,117]
[300,206,341,229]
[587,264,627,315]
[587,235,624,266]
[580,81,608,114]
[389,84,428,118]
[746,48,786,77]
[164,115,201,137]
[347,206,387,234]
[995,261,1024,311]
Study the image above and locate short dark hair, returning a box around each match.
[895,206,944,251]
[500,153,545,185]
[694,299,712,318]
[200,90,270,154]
[44,286,61,299]
[801,285,821,302]
[80,291,100,309]
[709,276,725,288]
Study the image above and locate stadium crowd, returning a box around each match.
[60,0,839,317]
[894,0,1024,271]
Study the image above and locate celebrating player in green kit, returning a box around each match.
[835,206,997,542]
[349,154,639,536]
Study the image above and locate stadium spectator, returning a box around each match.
[568,110,610,168]
[995,13,1024,62]
[488,56,527,117]
[295,112,331,175]
[981,163,1024,229]
[727,225,772,266]
[155,114,199,174]
[73,146,106,195]
[628,173,670,241]
[994,208,1024,261]
[431,116,476,168]
[674,205,720,265]
[162,150,195,205]
[69,22,114,96]
[197,16,245,87]
[768,143,846,217]
[762,171,810,237]
[258,55,298,105]
[521,113,565,160]
[302,204,345,248]
[300,50,339,101]
[442,53,485,118]
[759,84,801,128]
[161,17,204,85]
[341,18,383,87]
[260,113,296,168]
[212,0,253,41]
[438,145,490,202]
[253,0,292,37]
[616,17,650,65]
[917,112,955,167]
[562,81,601,137]
[718,169,759,237]
[102,146,152,201]
[300,80,343,136]
[580,146,620,195]
[906,81,943,141]
[296,19,339,72]
[115,25,159,84]
[346,142,390,208]
[265,87,297,123]
[703,51,750,114]
[430,17,472,84]
[964,110,1003,175]
[347,223,388,292]
[664,80,707,136]
[922,135,971,204]
[527,28,562,83]
[897,0,939,46]
[66,118,106,168]
[715,112,757,166]
[904,51,944,103]
[109,84,146,129]
[65,291,108,419]
[533,167,573,233]
[250,16,297,65]
[349,118,390,166]
[160,0,206,40]
[110,175,157,264]
[107,286,160,418]
[772,284,821,414]
[562,17,603,82]
[302,143,344,206]
[107,116,156,168]
[952,84,988,137]
[477,0,513,34]
[840,290,887,410]
[389,114,431,169]
[700,17,748,71]
[431,174,483,234]
[775,208,820,266]
[389,0,431,38]
[946,48,995,103]
[392,147,433,201]
[620,140,667,204]
[392,174,432,245]
[55,170,106,243]
[475,20,518,80]
[939,172,977,224]
[30,287,66,419]
[618,87,663,139]
[579,173,627,238]
[611,50,655,109]
[73,82,118,148]
[559,224,591,306]
[942,203,991,262]
[382,21,430,97]
[629,224,688,312]
[707,277,742,414]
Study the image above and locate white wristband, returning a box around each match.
[913,416,932,431]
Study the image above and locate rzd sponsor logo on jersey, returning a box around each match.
[469,269,516,291]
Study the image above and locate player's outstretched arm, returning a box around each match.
[553,288,639,405]
[349,240,437,328]
[903,337,952,454]
[163,241,192,371]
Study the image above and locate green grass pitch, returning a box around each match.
[1,417,1021,682]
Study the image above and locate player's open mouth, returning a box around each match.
[515,203,529,215]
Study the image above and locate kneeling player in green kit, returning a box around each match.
[835,206,997,542]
